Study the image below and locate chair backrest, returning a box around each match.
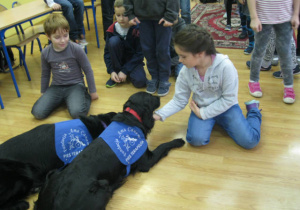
[12,1,22,8]
[0,4,7,12]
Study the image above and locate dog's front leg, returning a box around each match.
[136,138,185,172]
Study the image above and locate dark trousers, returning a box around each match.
[139,20,172,82]
[54,0,84,41]
[107,36,147,88]
[226,0,233,26]
[101,0,115,40]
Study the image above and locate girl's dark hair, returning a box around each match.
[174,24,216,55]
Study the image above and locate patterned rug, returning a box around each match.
[191,3,248,49]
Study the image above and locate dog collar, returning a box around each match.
[125,107,142,123]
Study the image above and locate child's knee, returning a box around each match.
[108,36,121,48]
[31,108,48,120]
[237,137,260,150]
[186,134,210,147]
[132,79,147,88]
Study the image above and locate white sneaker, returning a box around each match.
[80,39,88,46]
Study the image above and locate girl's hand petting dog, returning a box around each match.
[153,113,161,121]
[189,100,202,119]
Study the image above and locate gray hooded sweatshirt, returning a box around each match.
[155,54,239,120]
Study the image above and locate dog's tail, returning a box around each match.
[0,159,43,209]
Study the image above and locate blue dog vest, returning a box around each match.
[55,119,93,165]
[99,121,147,176]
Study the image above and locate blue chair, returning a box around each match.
[0,94,4,109]
[12,1,43,56]
[84,0,101,48]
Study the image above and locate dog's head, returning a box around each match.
[113,92,160,136]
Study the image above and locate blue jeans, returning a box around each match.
[186,104,262,149]
[250,22,293,85]
[101,0,115,39]
[54,0,84,41]
[32,83,91,119]
[180,0,191,24]
[107,36,147,88]
[139,20,172,82]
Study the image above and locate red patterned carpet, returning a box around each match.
[191,3,248,49]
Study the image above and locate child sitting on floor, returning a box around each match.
[32,13,98,119]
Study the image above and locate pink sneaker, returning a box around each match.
[248,82,262,97]
[283,87,295,104]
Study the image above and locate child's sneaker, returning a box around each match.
[246,61,272,71]
[283,87,295,104]
[273,65,300,79]
[271,55,279,66]
[244,100,260,112]
[80,38,88,46]
[248,82,263,98]
[157,81,171,97]
[146,80,158,94]
[225,25,231,31]
[239,30,247,39]
[244,46,253,55]
[106,78,117,88]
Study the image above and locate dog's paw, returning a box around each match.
[171,138,185,147]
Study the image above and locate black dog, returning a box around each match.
[0,112,116,210]
[34,92,185,210]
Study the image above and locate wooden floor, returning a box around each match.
[1,1,300,209]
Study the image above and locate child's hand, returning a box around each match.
[90,92,99,100]
[159,18,173,27]
[118,72,127,82]
[291,14,299,30]
[129,17,140,26]
[51,3,61,10]
[153,113,161,121]
[250,17,262,32]
[189,100,202,119]
[238,0,245,5]
[111,72,120,83]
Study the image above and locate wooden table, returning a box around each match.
[0,0,52,97]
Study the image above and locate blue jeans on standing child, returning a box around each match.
[186,104,262,149]
[180,0,191,24]
[107,36,147,88]
[54,0,84,41]
[31,83,91,119]
[139,20,172,83]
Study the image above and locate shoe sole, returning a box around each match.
[157,90,169,97]
[283,98,295,104]
[146,90,156,94]
[244,51,252,55]
[106,83,117,88]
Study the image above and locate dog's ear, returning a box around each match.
[89,180,109,193]
[97,112,117,125]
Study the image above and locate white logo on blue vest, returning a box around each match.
[55,119,93,165]
[99,122,147,176]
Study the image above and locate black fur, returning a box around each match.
[34,92,185,210]
[0,112,116,210]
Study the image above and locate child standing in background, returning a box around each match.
[32,13,98,119]
[124,0,180,96]
[247,0,300,104]
[104,0,147,88]
[44,0,88,46]
[153,24,262,149]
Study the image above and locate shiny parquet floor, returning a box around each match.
[0,1,300,209]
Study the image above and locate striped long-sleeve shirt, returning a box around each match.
[256,0,293,24]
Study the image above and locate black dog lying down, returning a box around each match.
[0,112,116,210]
[35,92,185,210]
